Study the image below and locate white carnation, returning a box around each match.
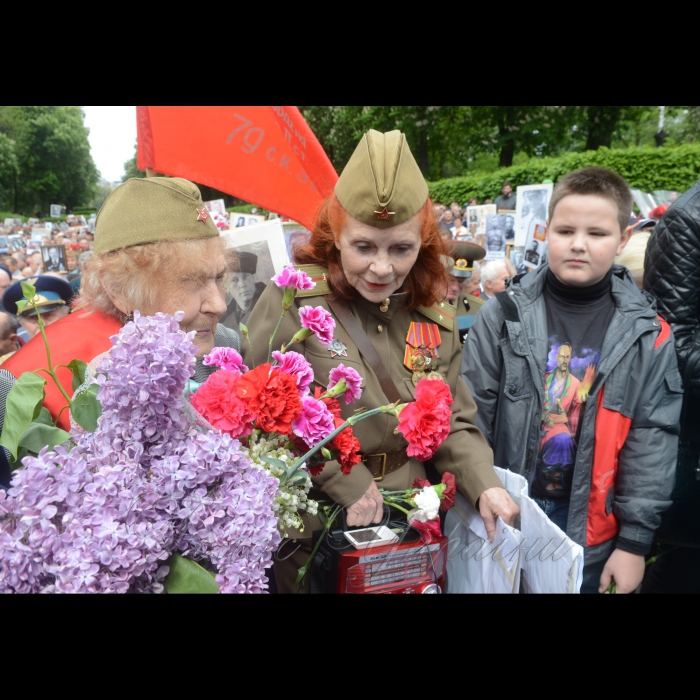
[412,487,440,522]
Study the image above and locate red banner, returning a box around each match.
[136,106,338,229]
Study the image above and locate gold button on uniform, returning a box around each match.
[377,324,383,333]
[379,297,390,312]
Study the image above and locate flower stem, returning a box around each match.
[267,309,288,364]
[283,405,387,484]
[33,300,73,410]
[295,504,342,593]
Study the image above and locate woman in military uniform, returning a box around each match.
[244,130,518,593]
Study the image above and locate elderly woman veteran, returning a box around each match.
[2,177,238,431]
[244,129,519,592]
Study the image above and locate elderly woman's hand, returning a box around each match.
[478,487,520,543]
[346,480,384,527]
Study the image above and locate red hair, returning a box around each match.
[293,194,448,311]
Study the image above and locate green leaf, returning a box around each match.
[34,407,54,426]
[0,372,46,459]
[20,280,36,300]
[164,554,219,594]
[16,299,28,314]
[320,447,332,460]
[18,423,71,453]
[71,384,102,432]
[67,359,88,393]
[259,455,287,469]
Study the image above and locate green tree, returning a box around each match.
[6,106,98,216]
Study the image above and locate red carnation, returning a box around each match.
[412,477,432,490]
[409,516,443,544]
[236,363,302,436]
[190,369,255,438]
[329,413,362,475]
[397,379,454,462]
[440,472,456,512]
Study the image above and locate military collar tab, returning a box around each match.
[294,264,331,297]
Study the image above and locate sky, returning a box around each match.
[83,106,137,183]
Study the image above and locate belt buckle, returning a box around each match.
[363,452,388,482]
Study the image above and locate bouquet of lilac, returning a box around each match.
[0,312,280,593]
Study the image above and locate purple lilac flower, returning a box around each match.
[203,347,248,374]
[272,266,315,291]
[298,305,335,348]
[271,350,314,395]
[0,311,280,594]
[328,364,363,405]
[292,395,336,447]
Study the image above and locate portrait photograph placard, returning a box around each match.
[466,204,497,236]
[203,199,227,216]
[41,244,67,273]
[515,183,552,246]
[523,223,548,270]
[232,214,266,229]
[484,214,507,260]
[219,220,290,332]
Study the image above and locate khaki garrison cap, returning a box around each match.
[94,177,220,254]
[335,129,429,229]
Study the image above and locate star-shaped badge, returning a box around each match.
[329,339,348,358]
[197,208,208,222]
[374,207,395,221]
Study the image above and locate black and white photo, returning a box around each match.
[41,244,67,273]
[515,184,552,246]
[484,214,507,259]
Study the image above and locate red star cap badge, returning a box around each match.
[197,207,208,222]
[374,207,395,221]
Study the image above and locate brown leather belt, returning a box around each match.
[362,450,409,482]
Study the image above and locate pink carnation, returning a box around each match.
[203,347,249,374]
[328,364,363,404]
[271,350,314,395]
[273,266,315,291]
[299,305,335,348]
[292,395,336,447]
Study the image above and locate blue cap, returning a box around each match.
[3,275,74,317]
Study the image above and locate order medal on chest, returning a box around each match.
[404,320,443,385]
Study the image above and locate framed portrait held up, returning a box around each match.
[219,219,290,332]
[41,244,68,273]
[514,183,553,247]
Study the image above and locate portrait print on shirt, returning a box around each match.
[536,338,598,496]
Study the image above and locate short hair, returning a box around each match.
[502,181,512,188]
[294,193,448,311]
[78,237,232,322]
[549,167,633,234]
[481,259,508,285]
[0,310,18,339]
[557,342,573,354]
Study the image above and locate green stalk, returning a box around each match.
[295,504,343,593]
[283,406,387,483]
[267,309,288,364]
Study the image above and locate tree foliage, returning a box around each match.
[299,106,700,181]
[427,143,700,206]
[0,106,98,216]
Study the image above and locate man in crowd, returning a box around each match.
[480,259,510,300]
[220,252,266,331]
[495,181,517,211]
[3,257,22,280]
[0,311,22,363]
[446,242,486,344]
[0,266,12,310]
[439,208,455,235]
[2,275,73,341]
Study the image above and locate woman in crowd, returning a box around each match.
[1,177,238,431]
[244,129,519,593]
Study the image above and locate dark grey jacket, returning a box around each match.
[461,264,682,564]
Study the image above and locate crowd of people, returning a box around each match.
[0,129,697,594]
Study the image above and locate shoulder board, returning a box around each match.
[294,264,331,297]
[466,293,485,308]
[416,302,454,330]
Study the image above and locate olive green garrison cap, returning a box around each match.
[335,129,429,229]
[94,177,220,254]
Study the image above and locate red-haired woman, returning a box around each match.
[244,130,519,593]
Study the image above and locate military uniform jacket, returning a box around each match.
[243,265,502,528]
